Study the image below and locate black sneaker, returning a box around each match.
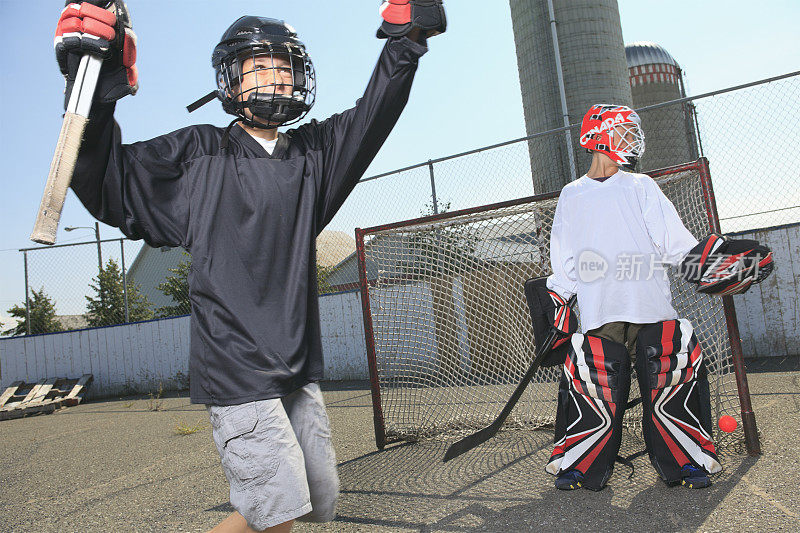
[680,464,711,489]
[555,470,584,490]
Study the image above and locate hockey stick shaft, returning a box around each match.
[443,294,576,462]
[31,54,103,245]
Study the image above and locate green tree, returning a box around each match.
[2,287,64,336]
[156,253,192,318]
[86,258,153,327]
[421,200,451,218]
[399,200,478,279]
[317,263,335,295]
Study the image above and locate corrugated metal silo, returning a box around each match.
[626,41,699,171]
[510,0,632,192]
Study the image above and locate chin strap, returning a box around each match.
[187,90,217,113]
[220,118,243,152]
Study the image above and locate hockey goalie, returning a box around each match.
[526,104,774,491]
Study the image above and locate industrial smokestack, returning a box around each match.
[510,0,632,191]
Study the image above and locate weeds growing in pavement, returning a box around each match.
[174,419,207,435]
[147,383,164,411]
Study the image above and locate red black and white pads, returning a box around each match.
[546,334,631,490]
[635,319,722,483]
[680,234,774,296]
[523,277,578,368]
[377,0,447,39]
[55,1,138,104]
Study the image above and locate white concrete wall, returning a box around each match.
[731,223,800,358]
[0,290,370,398]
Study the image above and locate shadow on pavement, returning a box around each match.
[333,430,757,532]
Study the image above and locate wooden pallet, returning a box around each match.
[0,374,93,421]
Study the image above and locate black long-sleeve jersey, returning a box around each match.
[70,37,427,405]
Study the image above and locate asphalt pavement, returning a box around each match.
[1,364,798,532]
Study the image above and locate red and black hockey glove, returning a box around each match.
[524,277,578,368]
[55,0,138,106]
[377,0,447,39]
[679,234,774,296]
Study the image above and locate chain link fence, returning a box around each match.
[5,239,148,336]
[322,71,799,293]
[6,71,798,336]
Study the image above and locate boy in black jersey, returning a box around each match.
[54,1,445,531]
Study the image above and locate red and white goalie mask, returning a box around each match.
[579,104,646,170]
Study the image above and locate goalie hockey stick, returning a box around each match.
[31,53,103,245]
[443,293,577,462]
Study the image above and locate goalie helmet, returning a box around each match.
[211,16,316,128]
[579,104,645,170]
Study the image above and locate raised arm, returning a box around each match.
[290,1,446,229]
[70,104,201,248]
[292,35,428,229]
[55,2,198,248]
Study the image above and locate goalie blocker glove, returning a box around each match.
[679,234,774,296]
[55,0,138,107]
[523,277,578,368]
[377,1,447,39]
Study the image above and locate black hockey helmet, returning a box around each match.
[187,16,316,128]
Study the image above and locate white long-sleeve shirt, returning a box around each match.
[546,170,699,332]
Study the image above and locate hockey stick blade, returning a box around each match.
[442,412,509,462]
[443,294,576,462]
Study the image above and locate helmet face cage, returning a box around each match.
[579,104,646,169]
[213,18,316,129]
[217,42,315,128]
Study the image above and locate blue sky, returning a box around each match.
[1,0,798,325]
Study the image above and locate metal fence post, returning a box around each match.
[692,104,705,158]
[428,160,439,214]
[23,251,31,335]
[547,0,577,181]
[120,239,130,322]
[92,221,102,273]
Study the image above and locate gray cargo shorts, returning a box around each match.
[207,383,339,530]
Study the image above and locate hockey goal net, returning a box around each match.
[356,159,758,453]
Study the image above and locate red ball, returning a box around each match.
[718,415,738,433]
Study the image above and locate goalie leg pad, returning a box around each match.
[547,334,631,491]
[635,319,722,484]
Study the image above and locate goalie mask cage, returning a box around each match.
[355,159,760,455]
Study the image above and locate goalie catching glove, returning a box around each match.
[55,0,138,106]
[679,234,774,296]
[524,277,578,368]
[377,1,447,39]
